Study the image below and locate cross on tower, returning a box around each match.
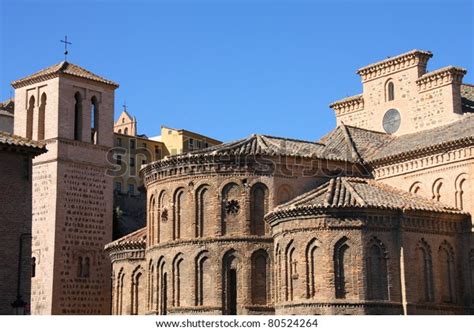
[60,35,72,61]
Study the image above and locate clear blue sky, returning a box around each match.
[1,0,472,142]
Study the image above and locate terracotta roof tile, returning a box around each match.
[0,131,46,152]
[271,176,464,215]
[105,227,146,250]
[11,61,119,88]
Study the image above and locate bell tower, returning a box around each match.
[12,61,119,314]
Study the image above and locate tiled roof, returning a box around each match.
[105,227,146,250]
[369,114,474,162]
[318,114,474,164]
[11,61,119,88]
[0,131,46,153]
[188,134,332,159]
[268,177,464,218]
[319,124,393,163]
[461,84,474,112]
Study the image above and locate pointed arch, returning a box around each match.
[38,93,46,140]
[366,237,389,300]
[26,95,35,139]
[305,238,320,299]
[417,239,434,302]
[250,183,268,236]
[251,249,269,305]
[90,96,99,144]
[439,241,455,303]
[173,188,185,240]
[74,92,83,141]
[334,237,349,299]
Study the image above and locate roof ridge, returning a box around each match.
[340,122,362,162]
[342,177,366,206]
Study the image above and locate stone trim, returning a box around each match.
[373,145,473,179]
[356,50,432,82]
[329,95,364,116]
[416,66,467,92]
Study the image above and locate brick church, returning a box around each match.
[3,49,474,315]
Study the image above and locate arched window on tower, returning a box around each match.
[386,81,395,101]
[124,127,129,135]
[74,92,83,141]
[91,96,99,144]
[38,93,46,140]
[334,237,349,299]
[26,95,35,139]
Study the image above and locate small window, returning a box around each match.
[387,81,395,101]
[31,257,36,278]
[142,159,147,165]
[130,140,135,149]
[117,138,122,147]
[115,181,122,192]
[124,128,129,135]
[204,142,209,148]
[130,157,135,167]
[188,138,194,149]
[122,118,125,123]
[128,184,135,195]
[117,155,122,165]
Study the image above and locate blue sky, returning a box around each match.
[1,0,472,142]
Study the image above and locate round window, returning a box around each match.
[382,108,401,134]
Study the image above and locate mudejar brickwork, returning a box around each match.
[105,50,474,315]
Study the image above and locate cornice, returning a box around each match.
[416,66,467,92]
[357,50,432,82]
[329,95,364,116]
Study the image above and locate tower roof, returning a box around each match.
[11,61,119,88]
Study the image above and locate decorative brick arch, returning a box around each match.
[409,181,424,195]
[131,265,145,315]
[432,178,444,202]
[172,253,184,307]
[250,182,269,236]
[416,238,434,302]
[454,173,468,210]
[172,187,185,240]
[438,241,456,303]
[250,249,270,305]
[195,184,211,238]
[305,238,322,299]
[365,237,389,300]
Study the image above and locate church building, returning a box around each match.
[105,50,474,315]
